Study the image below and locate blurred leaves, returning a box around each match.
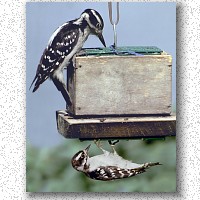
[26,137,176,192]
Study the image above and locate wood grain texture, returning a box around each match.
[68,54,172,116]
[56,111,176,139]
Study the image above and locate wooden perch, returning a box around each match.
[56,111,176,140]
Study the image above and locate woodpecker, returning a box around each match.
[30,9,106,106]
[71,141,161,181]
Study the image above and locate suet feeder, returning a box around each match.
[56,46,176,140]
[56,3,176,140]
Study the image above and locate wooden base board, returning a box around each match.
[56,111,176,139]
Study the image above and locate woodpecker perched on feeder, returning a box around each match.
[71,141,161,181]
[30,9,106,106]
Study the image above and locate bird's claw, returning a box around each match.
[94,139,102,149]
[94,139,108,153]
[76,49,86,56]
[108,140,119,154]
[108,140,119,146]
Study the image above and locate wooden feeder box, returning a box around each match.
[57,46,176,139]
[67,46,172,116]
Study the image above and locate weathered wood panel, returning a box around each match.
[68,54,172,116]
[56,111,176,139]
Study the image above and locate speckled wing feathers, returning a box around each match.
[30,22,79,92]
[87,166,146,181]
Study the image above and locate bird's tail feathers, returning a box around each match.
[141,162,162,170]
[29,75,38,92]
[51,78,72,106]
[145,162,162,168]
[132,162,161,171]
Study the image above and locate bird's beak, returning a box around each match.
[85,144,91,153]
[98,33,106,47]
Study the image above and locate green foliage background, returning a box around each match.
[27,137,176,192]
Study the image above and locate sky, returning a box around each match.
[26,2,176,147]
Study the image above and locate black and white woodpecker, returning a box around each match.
[71,141,161,181]
[30,9,106,106]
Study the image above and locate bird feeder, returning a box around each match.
[67,46,172,116]
[56,46,176,140]
[56,3,176,140]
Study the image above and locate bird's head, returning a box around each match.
[71,144,91,172]
[81,9,106,47]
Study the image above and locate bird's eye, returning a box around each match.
[80,154,85,159]
[96,23,102,29]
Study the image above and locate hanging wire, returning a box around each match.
[108,2,120,48]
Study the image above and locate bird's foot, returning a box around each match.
[108,140,119,154]
[94,139,102,149]
[76,49,86,56]
[94,139,107,153]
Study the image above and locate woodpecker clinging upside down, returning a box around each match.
[71,141,161,181]
[30,9,106,106]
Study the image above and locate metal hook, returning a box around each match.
[108,2,120,48]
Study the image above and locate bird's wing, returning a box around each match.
[30,22,80,92]
[87,166,144,181]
